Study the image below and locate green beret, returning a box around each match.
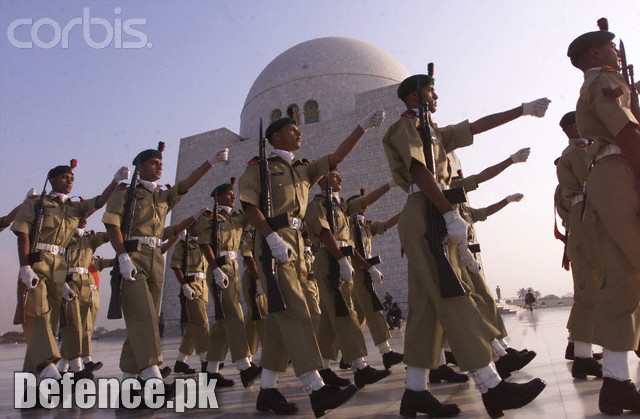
[133,149,162,165]
[559,111,576,128]
[567,30,615,62]
[211,182,233,197]
[397,74,434,100]
[48,159,77,179]
[265,117,296,140]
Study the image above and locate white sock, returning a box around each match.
[498,339,509,349]
[123,372,137,380]
[574,341,593,359]
[298,370,324,393]
[322,359,332,369]
[82,356,92,363]
[248,355,253,362]
[406,366,428,392]
[39,363,62,380]
[140,365,162,380]
[57,359,69,373]
[236,357,251,371]
[69,357,83,372]
[260,368,279,389]
[438,348,446,367]
[177,352,189,363]
[206,360,220,374]
[198,352,207,362]
[377,341,391,354]
[602,349,630,381]
[469,364,501,394]
[351,357,367,371]
[491,339,508,357]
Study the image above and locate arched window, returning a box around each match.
[286,104,300,124]
[270,109,282,122]
[304,100,320,124]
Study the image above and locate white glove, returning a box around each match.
[387,178,398,190]
[266,232,292,263]
[255,279,265,295]
[213,267,229,288]
[118,253,137,281]
[338,256,354,282]
[506,193,524,203]
[62,283,76,301]
[510,147,531,163]
[522,98,551,117]
[367,266,384,284]
[209,147,229,166]
[26,188,37,198]
[182,283,196,300]
[19,265,39,289]
[113,166,130,182]
[458,244,481,274]
[358,110,385,131]
[442,210,469,243]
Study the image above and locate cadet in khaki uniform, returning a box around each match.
[300,232,322,334]
[82,255,113,372]
[239,111,383,416]
[198,182,261,388]
[383,74,548,417]
[59,222,109,378]
[568,20,640,414]
[556,111,603,379]
[305,172,390,389]
[170,223,210,376]
[12,160,127,380]
[239,228,268,357]
[102,143,228,385]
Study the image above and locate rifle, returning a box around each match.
[417,63,465,298]
[257,118,288,313]
[351,214,384,312]
[620,40,640,121]
[211,199,227,320]
[179,233,191,324]
[107,168,141,319]
[324,175,352,317]
[14,179,47,325]
[246,230,264,321]
[59,245,74,329]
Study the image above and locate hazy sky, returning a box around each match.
[1,0,638,332]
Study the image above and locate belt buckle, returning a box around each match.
[290,217,301,230]
[148,237,158,248]
[51,245,59,254]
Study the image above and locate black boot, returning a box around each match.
[206,372,234,387]
[319,368,352,387]
[160,366,172,378]
[309,384,357,417]
[444,350,458,366]
[84,361,103,372]
[354,365,391,388]
[399,389,461,418]
[382,351,404,369]
[565,341,575,360]
[599,377,640,415]
[495,351,536,379]
[201,361,208,372]
[481,378,546,418]
[571,357,602,379]
[339,357,350,370]
[174,361,196,374]
[256,388,299,415]
[240,364,262,387]
[429,365,469,383]
[66,369,94,381]
[505,347,532,357]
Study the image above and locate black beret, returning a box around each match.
[567,30,615,62]
[559,111,576,128]
[397,74,434,100]
[265,117,297,140]
[133,141,165,165]
[48,159,77,179]
[211,182,233,197]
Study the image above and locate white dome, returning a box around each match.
[239,37,409,139]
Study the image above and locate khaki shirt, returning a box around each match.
[239,229,255,259]
[382,113,473,191]
[576,67,638,159]
[348,213,386,259]
[554,184,571,222]
[102,184,183,238]
[170,238,208,274]
[67,232,109,269]
[12,195,97,248]
[305,194,353,246]
[557,142,590,201]
[197,209,247,252]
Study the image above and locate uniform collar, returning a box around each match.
[217,205,232,214]
[270,149,295,166]
[50,192,68,203]
[357,214,365,224]
[138,179,158,192]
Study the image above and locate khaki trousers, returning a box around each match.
[179,277,210,356]
[82,284,100,357]
[61,273,91,360]
[240,270,267,356]
[352,267,390,345]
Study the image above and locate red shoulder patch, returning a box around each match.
[401,110,417,119]
[600,66,618,73]
[247,156,259,166]
[602,87,623,98]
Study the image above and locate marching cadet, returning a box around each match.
[239,110,384,417]
[198,181,261,388]
[305,172,391,389]
[12,160,127,381]
[568,19,640,414]
[58,219,109,379]
[555,111,603,379]
[170,223,210,376]
[239,228,268,360]
[102,142,228,390]
[344,184,403,370]
[382,72,549,417]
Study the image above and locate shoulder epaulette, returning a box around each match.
[248,156,259,166]
[600,66,618,73]
[401,110,418,119]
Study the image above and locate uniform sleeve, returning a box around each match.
[10,199,35,235]
[461,175,479,192]
[590,73,638,138]
[238,165,261,209]
[345,197,364,216]
[382,118,427,192]
[304,200,331,237]
[239,231,254,257]
[468,207,488,223]
[307,155,332,185]
[438,120,474,153]
[196,215,213,246]
[170,244,184,269]
[78,197,98,220]
[102,188,126,227]
[165,185,184,212]
[90,232,109,250]
[369,221,387,237]
[554,185,570,222]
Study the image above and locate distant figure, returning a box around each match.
[496,285,502,302]
[383,292,393,310]
[386,303,403,330]
[524,289,536,311]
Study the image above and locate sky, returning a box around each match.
[0,0,638,333]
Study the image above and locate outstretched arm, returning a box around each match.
[360,182,392,208]
[328,111,384,168]
[177,148,229,195]
[384,212,401,230]
[470,98,550,135]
